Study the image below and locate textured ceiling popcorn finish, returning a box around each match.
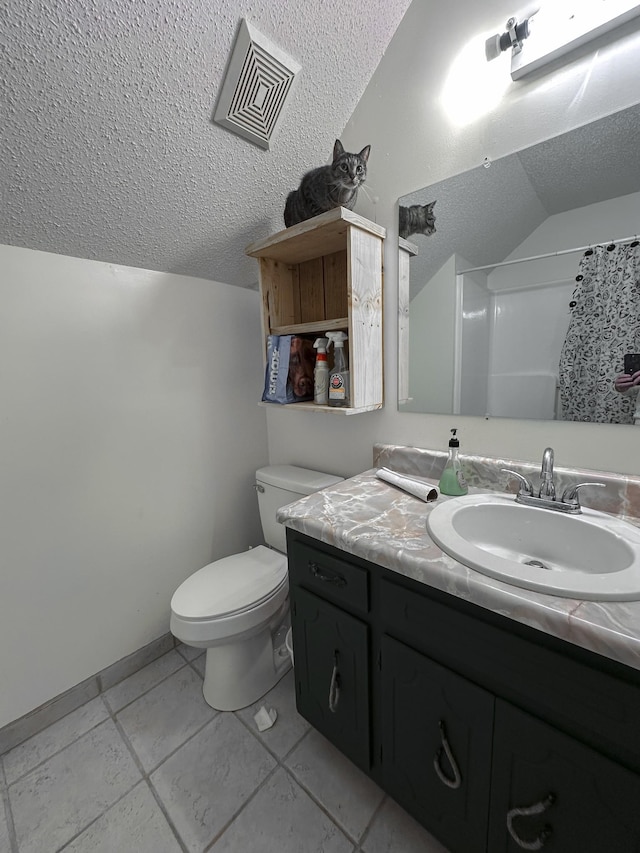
[214,19,301,149]
[0,0,412,288]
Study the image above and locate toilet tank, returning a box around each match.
[256,465,343,554]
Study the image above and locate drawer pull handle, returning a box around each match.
[507,793,555,850]
[328,651,341,713]
[309,561,347,587]
[433,720,462,790]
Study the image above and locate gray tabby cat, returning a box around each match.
[284,139,371,227]
[398,200,437,239]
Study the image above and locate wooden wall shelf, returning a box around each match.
[246,207,385,415]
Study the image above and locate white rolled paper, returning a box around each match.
[375,467,440,502]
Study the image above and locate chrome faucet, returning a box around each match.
[502,447,605,514]
[539,447,555,499]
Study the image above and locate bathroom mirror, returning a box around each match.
[398,102,640,424]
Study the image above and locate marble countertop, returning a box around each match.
[278,468,640,673]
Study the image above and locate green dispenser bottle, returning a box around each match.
[438,428,468,496]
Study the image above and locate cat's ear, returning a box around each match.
[333,139,345,160]
[359,145,371,163]
[427,200,436,211]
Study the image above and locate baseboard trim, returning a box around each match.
[0,633,176,755]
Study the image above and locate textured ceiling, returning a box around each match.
[402,103,640,300]
[0,0,412,287]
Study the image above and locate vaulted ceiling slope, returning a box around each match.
[401,103,640,300]
[1,0,411,287]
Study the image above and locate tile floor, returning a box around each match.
[0,644,450,853]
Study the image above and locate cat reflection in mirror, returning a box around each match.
[284,139,371,227]
[399,200,437,240]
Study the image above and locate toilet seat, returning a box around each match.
[170,546,290,647]
[171,546,288,621]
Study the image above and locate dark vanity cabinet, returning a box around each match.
[287,529,640,853]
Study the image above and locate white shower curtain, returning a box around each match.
[559,241,640,423]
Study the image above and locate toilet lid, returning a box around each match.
[171,546,288,620]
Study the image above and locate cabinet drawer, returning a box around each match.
[288,539,369,613]
[380,577,640,772]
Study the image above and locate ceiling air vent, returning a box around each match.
[214,19,301,150]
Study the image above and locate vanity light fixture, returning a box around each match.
[484,16,533,63]
[485,1,640,80]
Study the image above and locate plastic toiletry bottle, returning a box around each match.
[326,331,350,407]
[438,428,468,496]
[313,337,329,405]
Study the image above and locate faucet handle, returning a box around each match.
[501,468,534,496]
[560,482,606,510]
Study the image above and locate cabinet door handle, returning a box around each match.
[506,793,555,850]
[309,561,347,587]
[328,650,341,713]
[433,720,462,790]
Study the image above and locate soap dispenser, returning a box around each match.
[438,428,468,496]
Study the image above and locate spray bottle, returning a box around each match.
[326,331,350,407]
[313,337,329,405]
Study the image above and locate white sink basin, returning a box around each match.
[426,493,640,600]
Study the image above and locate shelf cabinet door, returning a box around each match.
[489,701,640,852]
[291,586,370,770]
[380,635,494,853]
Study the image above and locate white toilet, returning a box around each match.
[170,465,343,711]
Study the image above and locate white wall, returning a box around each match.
[490,191,640,291]
[265,0,640,480]
[460,273,491,417]
[0,245,268,728]
[405,256,457,413]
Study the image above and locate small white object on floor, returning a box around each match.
[254,705,278,731]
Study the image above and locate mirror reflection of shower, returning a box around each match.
[448,238,640,423]
[398,103,640,425]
